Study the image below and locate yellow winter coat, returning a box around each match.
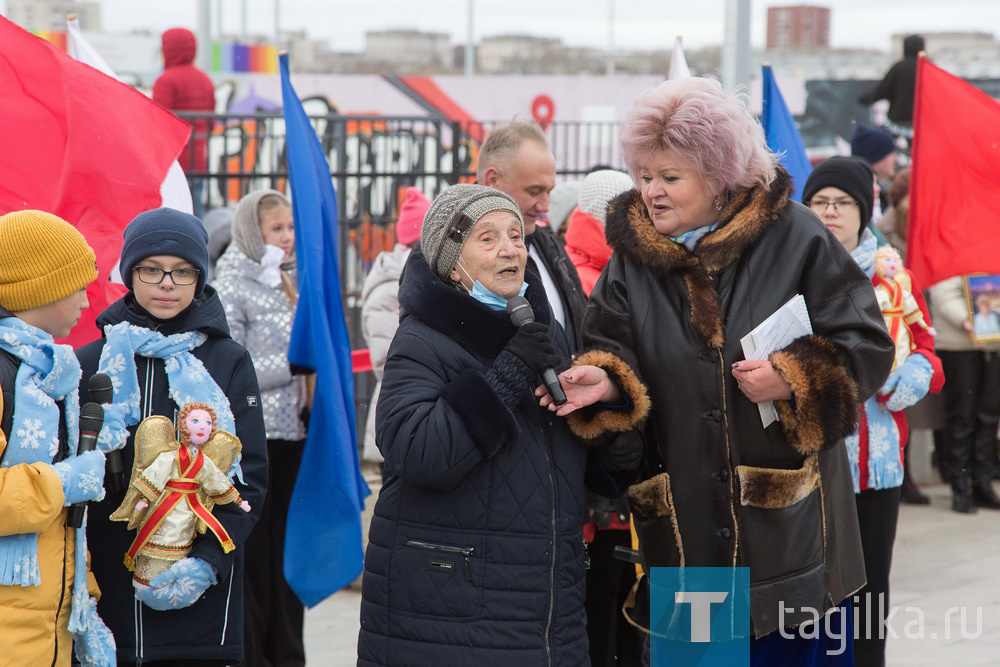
[0,412,101,666]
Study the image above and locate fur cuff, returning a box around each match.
[566,349,651,444]
[769,335,859,455]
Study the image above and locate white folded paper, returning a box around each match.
[739,294,813,427]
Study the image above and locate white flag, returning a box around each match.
[66,16,193,216]
[668,36,692,80]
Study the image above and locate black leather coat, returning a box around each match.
[566,168,895,638]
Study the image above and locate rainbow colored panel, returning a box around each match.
[32,30,67,51]
[212,42,278,73]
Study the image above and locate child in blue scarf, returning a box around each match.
[77,208,268,666]
[0,210,114,666]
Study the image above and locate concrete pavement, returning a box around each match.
[303,481,1000,665]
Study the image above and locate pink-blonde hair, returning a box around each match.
[620,77,778,196]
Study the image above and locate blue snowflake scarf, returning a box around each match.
[844,227,903,492]
[96,322,241,479]
[849,228,878,279]
[0,317,82,589]
[0,317,102,630]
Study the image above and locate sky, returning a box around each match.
[12,0,1000,53]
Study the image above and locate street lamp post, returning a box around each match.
[721,0,752,93]
[465,0,475,76]
[606,0,616,77]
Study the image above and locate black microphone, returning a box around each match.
[506,295,567,406]
[89,373,124,493]
[67,402,105,529]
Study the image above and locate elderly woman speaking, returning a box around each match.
[541,78,895,660]
[358,185,632,666]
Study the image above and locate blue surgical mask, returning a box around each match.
[458,262,528,311]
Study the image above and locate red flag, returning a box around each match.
[0,18,190,347]
[908,56,1000,288]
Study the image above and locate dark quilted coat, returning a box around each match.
[358,251,591,666]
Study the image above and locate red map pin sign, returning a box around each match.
[531,94,555,129]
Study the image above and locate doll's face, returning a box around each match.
[882,255,899,277]
[184,409,213,446]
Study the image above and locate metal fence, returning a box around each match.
[178,111,622,439]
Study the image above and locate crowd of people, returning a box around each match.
[2,26,997,667]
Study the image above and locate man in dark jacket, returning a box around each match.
[153,27,216,218]
[859,34,925,125]
[478,120,587,351]
[78,208,267,665]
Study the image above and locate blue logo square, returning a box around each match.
[649,567,751,666]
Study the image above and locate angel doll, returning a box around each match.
[111,402,250,587]
[873,245,935,371]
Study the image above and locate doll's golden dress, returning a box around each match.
[873,271,924,371]
[112,416,243,584]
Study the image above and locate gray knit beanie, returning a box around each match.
[420,184,523,279]
[578,170,635,226]
[547,181,581,234]
[232,189,293,265]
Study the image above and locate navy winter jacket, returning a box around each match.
[77,288,268,664]
[358,251,592,666]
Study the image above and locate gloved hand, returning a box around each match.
[72,596,116,667]
[881,353,933,412]
[504,322,562,376]
[135,557,217,611]
[51,450,106,505]
[96,402,132,452]
[599,429,644,473]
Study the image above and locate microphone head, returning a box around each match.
[506,295,534,328]
[79,402,105,434]
[88,373,114,404]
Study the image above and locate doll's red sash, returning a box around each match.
[873,274,915,352]
[125,446,235,571]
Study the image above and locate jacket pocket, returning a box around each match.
[626,472,684,571]
[388,527,483,620]
[735,454,824,585]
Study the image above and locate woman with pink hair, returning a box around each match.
[537,77,895,664]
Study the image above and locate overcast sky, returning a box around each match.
[13,0,1000,53]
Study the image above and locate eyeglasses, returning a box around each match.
[133,266,200,286]
[807,199,858,213]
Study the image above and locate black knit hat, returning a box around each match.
[120,208,210,295]
[851,125,895,164]
[802,157,875,236]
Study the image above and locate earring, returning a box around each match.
[714,196,723,211]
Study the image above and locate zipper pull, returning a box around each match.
[464,553,472,582]
[583,539,591,570]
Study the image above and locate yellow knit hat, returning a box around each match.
[0,210,98,311]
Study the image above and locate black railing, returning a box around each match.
[177,111,623,441]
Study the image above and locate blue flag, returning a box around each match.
[279,53,371,608]
[761,65,812,202]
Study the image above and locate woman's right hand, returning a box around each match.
[535,365,620,416]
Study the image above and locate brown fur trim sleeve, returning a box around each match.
[769,335,860,456]
[565,348,651,444]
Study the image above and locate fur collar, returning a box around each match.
[397,250,553,359]
[605,166,792,276]
[603,166,792,349]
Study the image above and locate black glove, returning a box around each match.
[504,321,562,376]
[600,429,644,473]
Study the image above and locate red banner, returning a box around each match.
[908,57,1000,288]
[0,18,190,347]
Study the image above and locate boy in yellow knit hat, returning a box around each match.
[0,210,116,665]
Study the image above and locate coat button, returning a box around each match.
[698,349,718,363]
[711,469,730,483]
[716,527,732,540]
[702,409,722,422]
